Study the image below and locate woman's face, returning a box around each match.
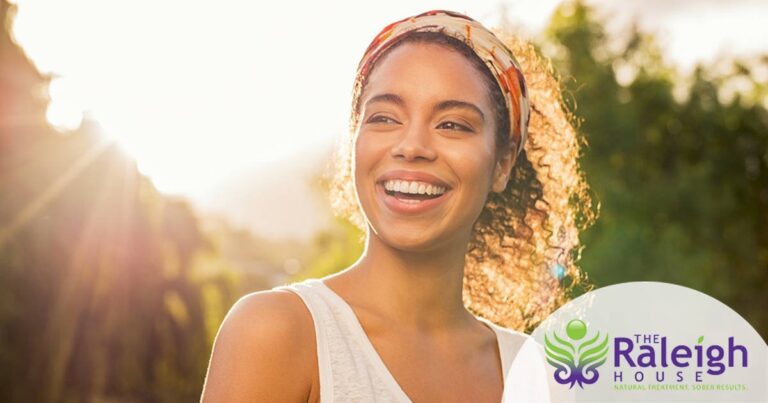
[353,42,514,252]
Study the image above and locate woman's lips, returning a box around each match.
[376,182,451,215]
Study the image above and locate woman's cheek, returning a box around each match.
[448,144,495,187]
[454,150,497,218]
[352,134,377,214]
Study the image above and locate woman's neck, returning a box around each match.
[325,228,475,331]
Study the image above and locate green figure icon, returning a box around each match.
[544,319,610,389]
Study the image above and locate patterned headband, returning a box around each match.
[354,9,530,157]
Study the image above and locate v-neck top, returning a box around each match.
[273,278,538,403]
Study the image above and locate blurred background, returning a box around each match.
[1,0,766,401]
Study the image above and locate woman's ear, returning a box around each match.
[491,142,517,193]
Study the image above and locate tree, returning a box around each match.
[544,0,768,339]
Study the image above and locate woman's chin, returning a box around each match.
[372,226,453,253]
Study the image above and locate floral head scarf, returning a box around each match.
[353,9,530,157]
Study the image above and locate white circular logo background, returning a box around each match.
[503,282,768,402]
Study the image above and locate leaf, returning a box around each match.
[545,334,575,364]
[580,333,610,367]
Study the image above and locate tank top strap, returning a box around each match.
[474,316,529,380]
[273,280,335,402]
[273,278,411,403]
[477,318,552,402]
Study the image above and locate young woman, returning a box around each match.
[201,10,594,403]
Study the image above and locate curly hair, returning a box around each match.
[328,30,598,333]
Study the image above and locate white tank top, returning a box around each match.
[274,278,546,403]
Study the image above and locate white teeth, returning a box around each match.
[382,179,447,196]
[409,182,418,194]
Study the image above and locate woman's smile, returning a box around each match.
[375,169,454,215]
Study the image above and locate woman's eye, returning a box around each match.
[366,115,398,124]
[437,121,473,132]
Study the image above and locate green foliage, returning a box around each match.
[546,0,768,339]
[296,215,364,281]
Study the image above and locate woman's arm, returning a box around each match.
[200,290,316,403]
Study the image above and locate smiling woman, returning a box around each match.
[200,9,595,403]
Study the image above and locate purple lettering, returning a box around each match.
[671,345,691,367]
[706,345,725,375]
[614,337,636,366]
[728,337,748,367]
[637,345,656,367]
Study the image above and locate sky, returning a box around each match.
[8,0,768,239]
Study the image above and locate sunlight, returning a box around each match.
[8,0,532,198]
[46,77,83,131]
[0,137,114,248]
[9,0,768,200]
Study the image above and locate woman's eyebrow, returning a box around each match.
[365,93,405,108]
[364,94,484,122]
[434,100,485,122]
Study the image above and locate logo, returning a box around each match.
[530,283,766,401]
[544,319,610,389]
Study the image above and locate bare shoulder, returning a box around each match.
[224,289,315,343]
[200,289,317,403]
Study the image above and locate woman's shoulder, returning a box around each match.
[224,289,316,348]
[201,289,317,401]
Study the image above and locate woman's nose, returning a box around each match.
[390,123,437,162]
